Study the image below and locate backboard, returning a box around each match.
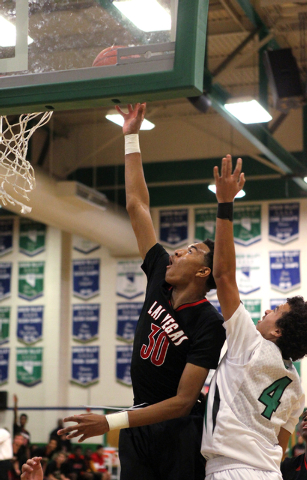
[0,0,209,114]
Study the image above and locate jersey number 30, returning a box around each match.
[258,376,292,420]
[140,324,170,366]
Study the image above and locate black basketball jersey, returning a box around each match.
[131,243,225,406]
[281,454,307,480]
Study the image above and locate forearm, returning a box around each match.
[213,216,236,282]
[127,394,194,428]
[125,151,150,212]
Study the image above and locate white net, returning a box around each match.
[0,112,53,214]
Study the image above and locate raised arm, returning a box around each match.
[115,103,157,260]
[213,154,245,320]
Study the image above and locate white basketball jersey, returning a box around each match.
[201,303,304,475]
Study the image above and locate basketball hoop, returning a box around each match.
[0,112,53,214]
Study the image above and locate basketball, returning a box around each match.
[92,45,126,67]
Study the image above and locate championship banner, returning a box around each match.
[16,347,43,387]
[243,299,261,325]
[236,254,261,294]
[73,235,100,254]
[209,299,221,314]
[116,345,133,386]
[71,346,99,387]
[0,348,9,385]
[233,205,261,246]
[159,209,188,248]
[19,219,46,256]
[17,306,44,345]
[18,262,45,301]
[116,260,145,300]
[269,203,299,244]
[0,263,12,301]
[194,208,216,242]
[116,303,142,342]
[270,251,300,292]
[73,259,100,300]
[0,219,13,256]
[0,307,10,345]
[72,304,100,343]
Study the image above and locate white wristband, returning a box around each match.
[106,411,129,430]
[125,134,140,155]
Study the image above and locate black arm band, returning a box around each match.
[217,202,234,221]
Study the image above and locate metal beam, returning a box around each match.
[232,0,280,49]
[212,27,260,77]
[207,85,307,190]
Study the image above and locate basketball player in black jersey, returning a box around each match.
[59,103,225,480]
[281,410,307,480]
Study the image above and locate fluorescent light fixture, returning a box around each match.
[106,113,155,130]
[0,15,33,47]
[208,184,246,199]
[224,98,272,124]
[113,0,171,32]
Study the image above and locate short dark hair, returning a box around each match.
[275,296,307,361]
[96,445,103,450]
[203,239,216,291]
[20,413,28,420]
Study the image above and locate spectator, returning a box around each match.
[50,420,71,452]
[45,451,72,480]
[281,410,307,479]
[32,437,58,461]
[11,434,29,480]
[90,446,111,480]
[83,449,100,480]
[13,395,31,447]
[67,446,93,480]
[291,434,305,458]
[0,428,13,480]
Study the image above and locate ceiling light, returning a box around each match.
[224,98,272,124]
[113,0,171,32]
[0,16,33,47]
[106,113,155,130]
[208,184,246,198]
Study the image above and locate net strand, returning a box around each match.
[0,111,53,213]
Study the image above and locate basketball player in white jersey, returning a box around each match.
[201,155,307,480]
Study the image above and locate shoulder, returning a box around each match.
[142,243,170,282]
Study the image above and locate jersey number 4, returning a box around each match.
[258,376,292,420]
[140,323,170,366]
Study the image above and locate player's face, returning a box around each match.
[300,412,307,442]
[256,302,290,340]
[165,243,210,286]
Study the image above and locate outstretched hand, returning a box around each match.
[214,154,245,203]
[21,458,43,480]
[115,103,146,136]
[57,413,109,443]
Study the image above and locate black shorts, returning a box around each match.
[119,414,206,480]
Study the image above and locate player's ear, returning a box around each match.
[272,326,282,338]
[196,266,211,278]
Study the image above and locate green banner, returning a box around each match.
[233,205,261,246]
[18,262,45,301]
[0,307,10,345]
[243,299,261,325]
[19,219,46,256]
[294,361,301,376]
[194,207,216,242]
[16,347,43,387]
